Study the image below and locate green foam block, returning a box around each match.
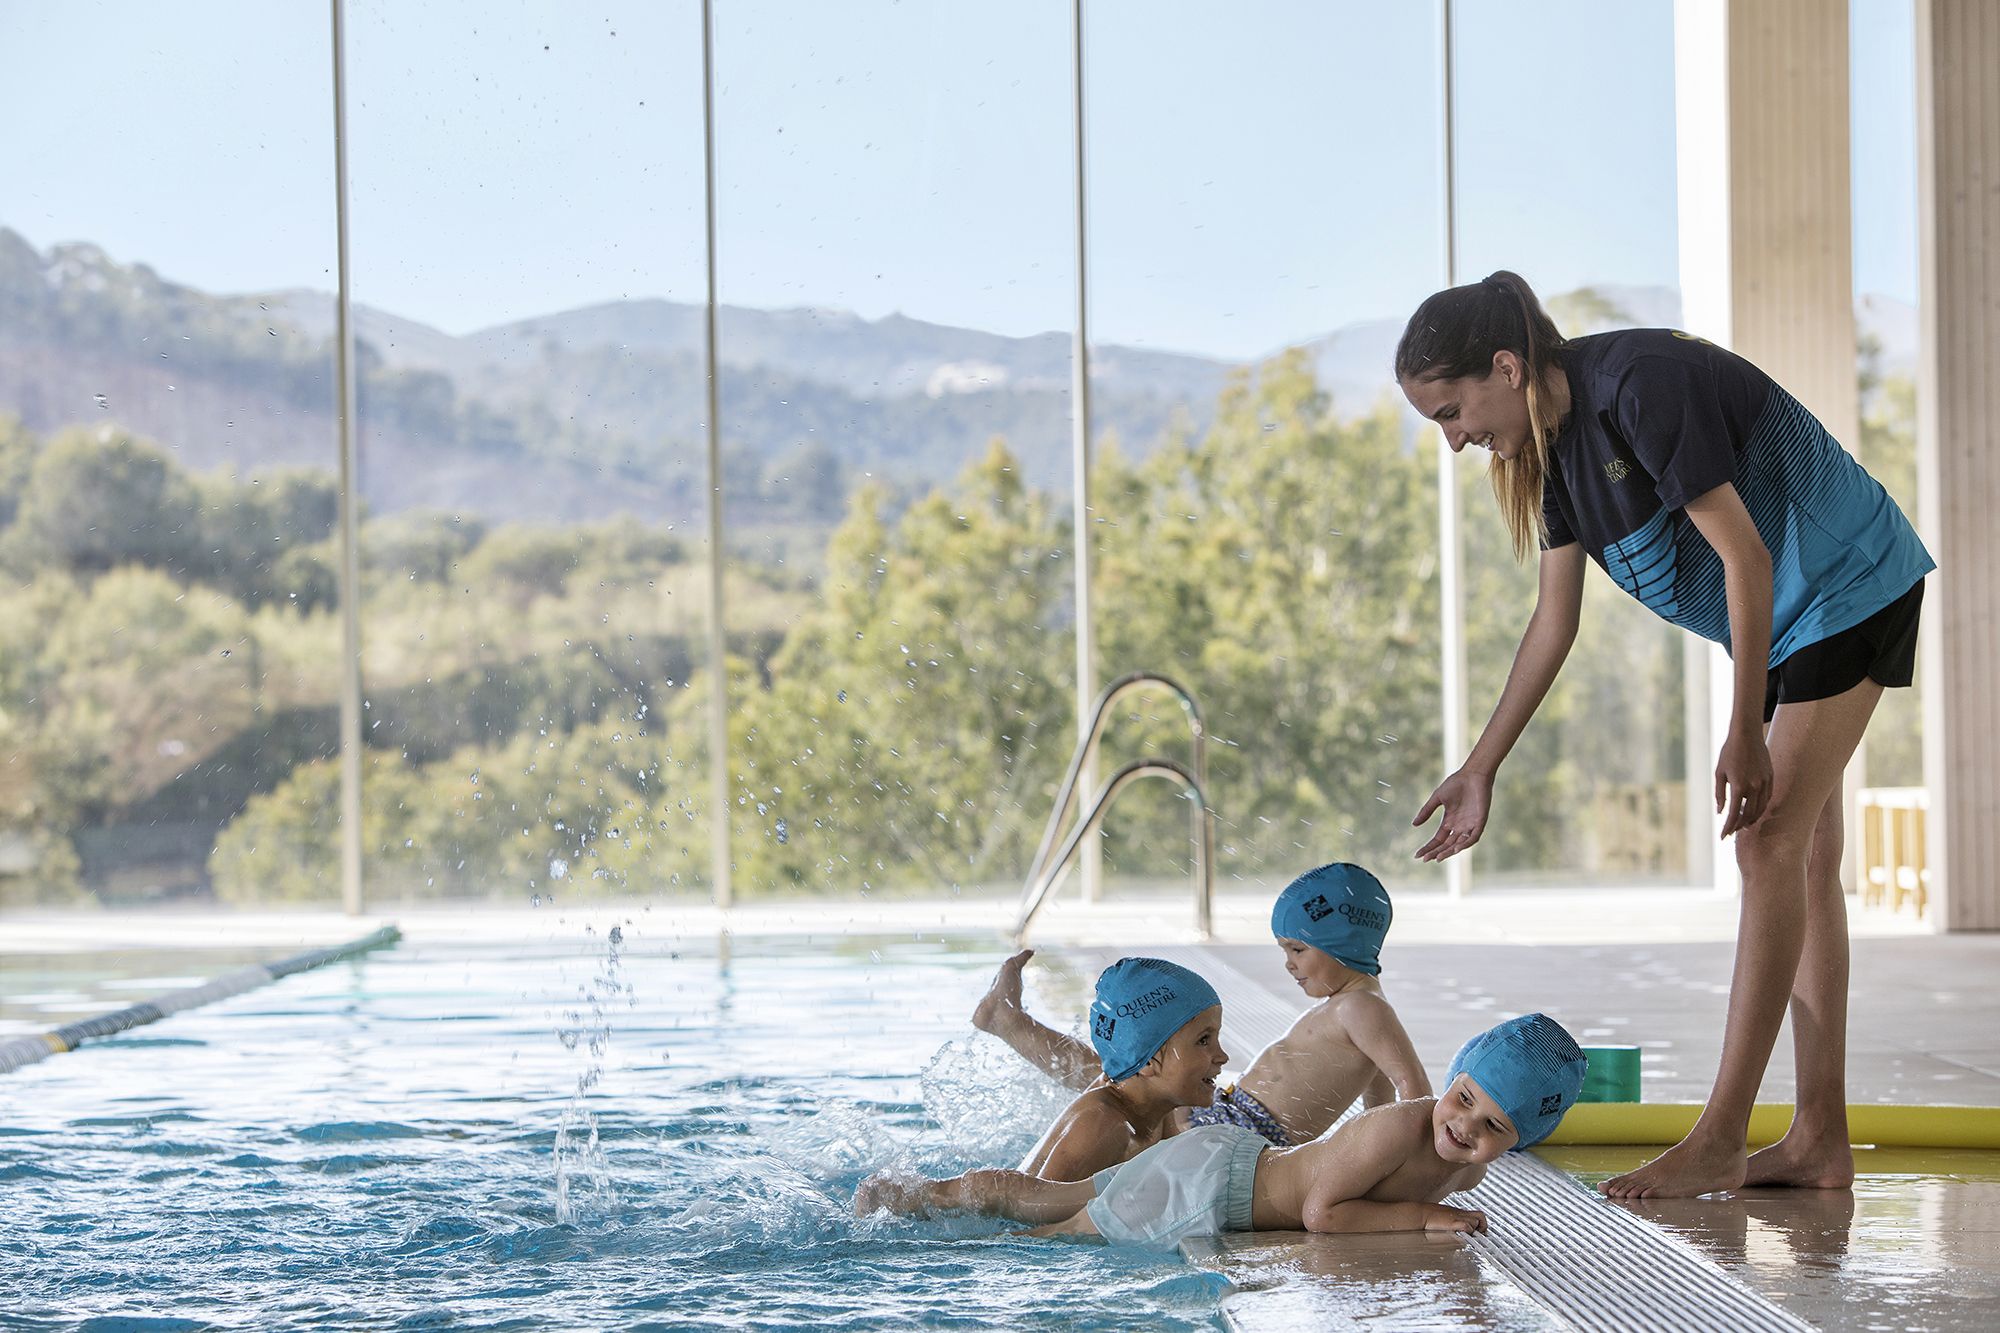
[1578,1044,1641,1103]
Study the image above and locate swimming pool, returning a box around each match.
[0,924,1232,1330]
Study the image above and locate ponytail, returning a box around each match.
[1394,270,1568,560]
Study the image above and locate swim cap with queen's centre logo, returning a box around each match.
[1270,862,1392,975]
[1087,957,1222,1082]
[1446,1012,1589,1149]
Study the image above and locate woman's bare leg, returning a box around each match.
[1602,679,1880,1199]
[973,950,1101,1090]
[1744,786,1856,1187]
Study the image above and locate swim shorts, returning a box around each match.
[1763,578,1925,723]
[1086,1123,1266,1251]
[1184,1083,1294,1146]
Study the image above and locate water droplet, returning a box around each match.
[550,859,569,880]
[93,393,108,409]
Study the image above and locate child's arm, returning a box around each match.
[1293,1106,1476,1234]
[1307,1200,1488,1235]
[1342,993,1433,1102]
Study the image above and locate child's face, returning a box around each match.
[1276,937,1356,998]
[1431,1073,1520,1163]
[1147,1005,1229,1107]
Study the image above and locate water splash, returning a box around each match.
[553,924,630,1224]
[919,1034,1075,1161]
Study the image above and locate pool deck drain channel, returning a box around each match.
[0,925,402,1076]
[1101,944,1814,1333]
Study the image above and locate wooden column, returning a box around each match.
[1916,0,2000,930]
[1674,0,1858,894]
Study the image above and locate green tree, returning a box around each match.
[3,426,200,576]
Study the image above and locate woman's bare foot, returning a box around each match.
[1599,1135,1747,1199]
[972,949,1034,1035]
[1743,1132,1855,1189]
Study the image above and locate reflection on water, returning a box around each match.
[1556,1146,2000,1331]
[1199,1230,1565,1332]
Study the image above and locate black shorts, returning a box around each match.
[1763,578,1925,723]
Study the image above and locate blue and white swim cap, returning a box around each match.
[1088,958,1222,1082]
[1270,862,1392,975]
[1446,1013,1588,1149]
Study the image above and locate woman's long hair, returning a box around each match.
[1394,271,1567,560]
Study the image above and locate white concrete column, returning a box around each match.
[1915,0,2000,930]
[1674,0,1859,895]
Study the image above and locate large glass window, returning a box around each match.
[1450,0,1690,886]
[319,3,712,906]
[1083,1,1448,895]
[1851,0,1922,788]
[0,3,339,908]
[711,2,1076,900]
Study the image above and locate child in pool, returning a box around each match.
[1012,957,1230,1182]
[858,1013,1587,1250]
[976,863,1429,1148]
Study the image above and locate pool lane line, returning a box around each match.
[0,925,401,1076]
[1549,1100,2000,1150]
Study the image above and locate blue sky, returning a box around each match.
[0,0,1915,361]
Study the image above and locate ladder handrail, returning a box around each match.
[1023,672,1206,901]
[1013,757,1212,943]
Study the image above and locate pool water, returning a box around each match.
[0,925,1230,1330]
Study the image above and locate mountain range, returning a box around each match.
[0,227,1915,538]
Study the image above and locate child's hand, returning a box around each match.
[854,1170,932,1218]
[1424,1204,1488,1234]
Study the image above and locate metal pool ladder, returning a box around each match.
[1012,672,1214,944]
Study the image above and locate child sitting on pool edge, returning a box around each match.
[1009,957,1232,1182]
[975,862,1429,1148]
[858,1013,1588,1249]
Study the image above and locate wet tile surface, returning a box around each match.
[1190,1232,1563,1332]
[1202,936,2000,1107]
[1182,936,2000,1331]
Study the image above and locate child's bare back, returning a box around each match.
[1215,980,1425,1144]
[1016,1083,1160,1180]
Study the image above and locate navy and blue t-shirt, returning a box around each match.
[1541,329,1933,666]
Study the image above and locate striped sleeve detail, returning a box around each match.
[1601,509,1731,645]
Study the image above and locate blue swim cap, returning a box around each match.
[1446,1013,1588,1149]
[1270,863,1392,975]
[1088,958,1222,1082]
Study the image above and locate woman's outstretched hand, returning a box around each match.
[1715,728,1774,837]
[1413,768,1494,861]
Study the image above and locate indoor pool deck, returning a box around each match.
[1128,940,2000,1333]
[6,892,2000,1331]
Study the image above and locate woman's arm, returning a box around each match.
[1414,544,1586,860]
[1680,483,1774,834]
